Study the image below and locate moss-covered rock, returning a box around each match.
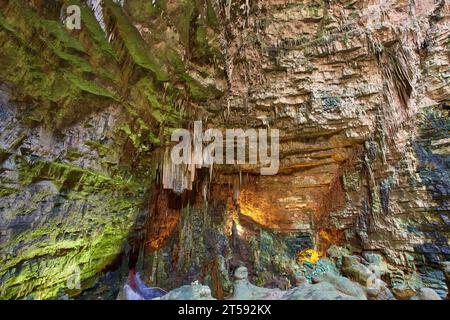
[0,0,226,300]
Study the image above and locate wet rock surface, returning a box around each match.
[0,0,449,300]
[123,254,442,300]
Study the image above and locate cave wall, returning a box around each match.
[0,0,448,299]
[0,0,225,299]
[145,0,449,297]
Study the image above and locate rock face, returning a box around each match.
[124,263,446,300]
[0,0,225,299]
[156,282,216,300]
[410,288,442,300]
[132,266,368,300]
[0,86,148,299]
[0,0,449,300]
[341,255,373,285]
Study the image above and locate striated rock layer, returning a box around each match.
[0,0,449,299]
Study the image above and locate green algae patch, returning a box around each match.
[18,159,139,192]
[0,194,141,299]
[185,75,222,102]
[65,74,116,100]
[66,0,116,59]
[125,0,158,23]
[174,0,196,48]
[0,148,11,163]
[105,0,169,81]
[0,186,19,197]
[64,149,85,161]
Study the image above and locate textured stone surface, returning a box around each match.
[157,281,215,300]
[0,0,449,300]
[410,287,442,300]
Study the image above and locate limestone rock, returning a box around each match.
[156,281,215,300]
[341,256,374,286]
[312,272,367,300]
[231,266,366,300]
[283,282,365,301]
[230,267,285,300]
[363,252,389,278]
[391,285,417,300]
[0,0,449,301]
[410,288,442,300]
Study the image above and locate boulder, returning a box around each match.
[327,245,351,260]
[283,282,365,300]
[410,288,442,300]
[230,267,285,300]
[231,266,366,300]
[313,272,367,299]
[341,255,374,286]
[391,285,417,300]
[157,281,216,300]
[363,252,389,277]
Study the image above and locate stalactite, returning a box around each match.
[86,0,106,32]
[384,43,413,110]
[363,146,382,233]
[225,0,232,20]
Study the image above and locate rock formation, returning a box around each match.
[0,0,448,300]
[121,262,443,300]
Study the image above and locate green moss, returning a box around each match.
[0,0,226,300]
[64,148,85,161]
[206,0,219,30]
[105,0,169,81]
[124,76,182,149]
[85,140,110,157]
[48,45,93,74]
[65,73,116,99]
[165,47,186,74]
[185,75,222,101]
[0,1,123,131]
[148,132,161,145]
[40,20,86,53]
[0,12,18,34]
[125,0,158,22]
[0,186,19,197]
[119,123,145,150]
[66,0,116,59]
[172,0,195,48]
